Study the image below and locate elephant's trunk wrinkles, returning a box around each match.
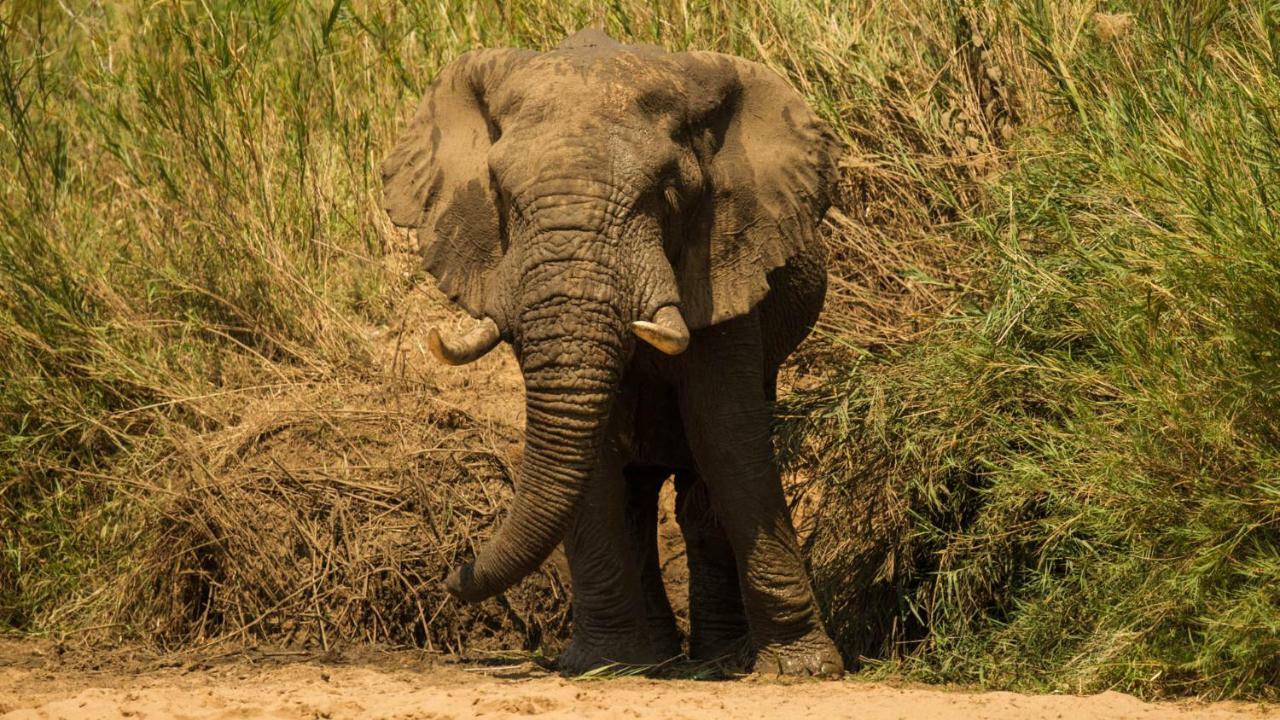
[446,258,623,602]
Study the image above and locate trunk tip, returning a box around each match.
[445,562,491,603]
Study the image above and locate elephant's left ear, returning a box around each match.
[381,49,534,320]
[673,53,842,329]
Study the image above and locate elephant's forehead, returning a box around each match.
[495,51,698,120]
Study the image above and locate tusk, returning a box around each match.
[631,305,690,355]
[428,318,502,366]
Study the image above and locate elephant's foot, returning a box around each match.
[688,623,750,665]
[555,632,665,676]
[686,634,752,677]
[648,621,684,661]
[751,630,844,679]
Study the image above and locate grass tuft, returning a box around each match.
[784,0,1280,699]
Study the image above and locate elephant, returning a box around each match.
[381,29,843,678]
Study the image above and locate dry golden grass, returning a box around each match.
[4,0,1277,701]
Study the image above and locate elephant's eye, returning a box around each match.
[484,115,502,143]
[663,184,681,212]
[487,141,513,182]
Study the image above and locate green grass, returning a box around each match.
[2,0,1277,701]
[0,0,398,630]
[786,0,1280,699]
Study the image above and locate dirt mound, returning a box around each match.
[112,381,567,655]
[84,269,563,654]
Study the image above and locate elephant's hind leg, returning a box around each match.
[674,469,750,662]
[559,444,662,674]
[623,465,683,660]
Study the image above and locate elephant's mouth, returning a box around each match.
[427,304,688,367]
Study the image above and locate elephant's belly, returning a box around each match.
[625,407,693,470]
[611,369,694,470]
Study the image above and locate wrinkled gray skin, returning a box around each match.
[382,30,842,677]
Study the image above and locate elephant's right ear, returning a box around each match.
[382,49,533,318]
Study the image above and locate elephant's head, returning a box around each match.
[382,30,839,602]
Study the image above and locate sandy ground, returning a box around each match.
[1,641,1275,720]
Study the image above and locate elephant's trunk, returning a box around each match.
[445,255,624,602]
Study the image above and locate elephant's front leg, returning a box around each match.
[677,313,843,678]
[558,440,662,675]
